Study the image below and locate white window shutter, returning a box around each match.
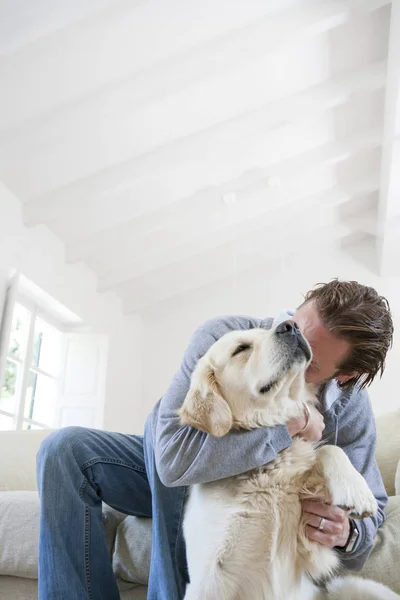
[56,333,108,430]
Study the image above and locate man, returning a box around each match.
[37,280,393,600]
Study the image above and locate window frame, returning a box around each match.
[0,293,66,431]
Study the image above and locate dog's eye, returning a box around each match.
[231,343,252,357]
[259,381,277,394]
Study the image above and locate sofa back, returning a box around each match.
[375,410,400,497]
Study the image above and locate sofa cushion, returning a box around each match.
[0,576,38,600]
[375,410,400,497]
[0,492,39,579]
[113,516,152,585]
[0,491,127,580]
[102,504,127,558]
[396,460,400,496]
[357,495,400,594]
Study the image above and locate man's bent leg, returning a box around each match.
[36,426,152,600]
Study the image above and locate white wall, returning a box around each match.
[103,314,143,433]
[0,183,143,433]
[138,243,400,429]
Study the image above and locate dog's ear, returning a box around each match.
[179,358,233,437]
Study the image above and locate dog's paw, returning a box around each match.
[337,491,378,520]
[316,446,378,519]
[329,470,377,519]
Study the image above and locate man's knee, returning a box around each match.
[37,426,87,468]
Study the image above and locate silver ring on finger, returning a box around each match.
[318,517,326,531]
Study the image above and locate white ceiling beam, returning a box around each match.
[0,2,389,199]
[0,0,118,55]
[21,62,385,235]
[0,0,329,132]
[97,178,379,294]
[377,0,400,276]
[346,208,380,236]
[0,0,386,133]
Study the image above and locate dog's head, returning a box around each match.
[179,320,315,437]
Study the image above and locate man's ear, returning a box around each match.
[336,371,359,384]
[179,358,233,437]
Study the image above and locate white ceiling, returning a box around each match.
[0,0,399,312]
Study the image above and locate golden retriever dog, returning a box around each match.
[179,324,399,600]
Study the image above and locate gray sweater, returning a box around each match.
[145,314,388,571]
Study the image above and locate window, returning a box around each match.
[0,273,107,432]
[0,301,64,431]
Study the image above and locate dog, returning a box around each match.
[179,322,400,600]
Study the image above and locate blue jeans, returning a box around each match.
[36,426,188,600]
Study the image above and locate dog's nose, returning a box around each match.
[275,320,299,336]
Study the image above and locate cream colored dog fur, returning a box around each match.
[179,327,399,600]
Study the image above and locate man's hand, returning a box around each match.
[302,500,350,548]
[286,404,325,442]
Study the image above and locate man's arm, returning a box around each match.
[334,388,388,570]
[152,315,294,487]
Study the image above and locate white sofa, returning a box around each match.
[1,411,400,600]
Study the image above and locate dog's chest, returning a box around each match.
[233,437,317,500]
[192,438,316,522]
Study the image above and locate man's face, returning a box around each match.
[292,302,355,386]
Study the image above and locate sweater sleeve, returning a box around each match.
[152,315,293,487]
[335,388,388,571]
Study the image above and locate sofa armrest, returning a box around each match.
[0,430,54,491]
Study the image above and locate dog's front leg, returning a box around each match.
[296,445,378,583]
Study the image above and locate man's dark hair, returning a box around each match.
[301,279,394,389]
